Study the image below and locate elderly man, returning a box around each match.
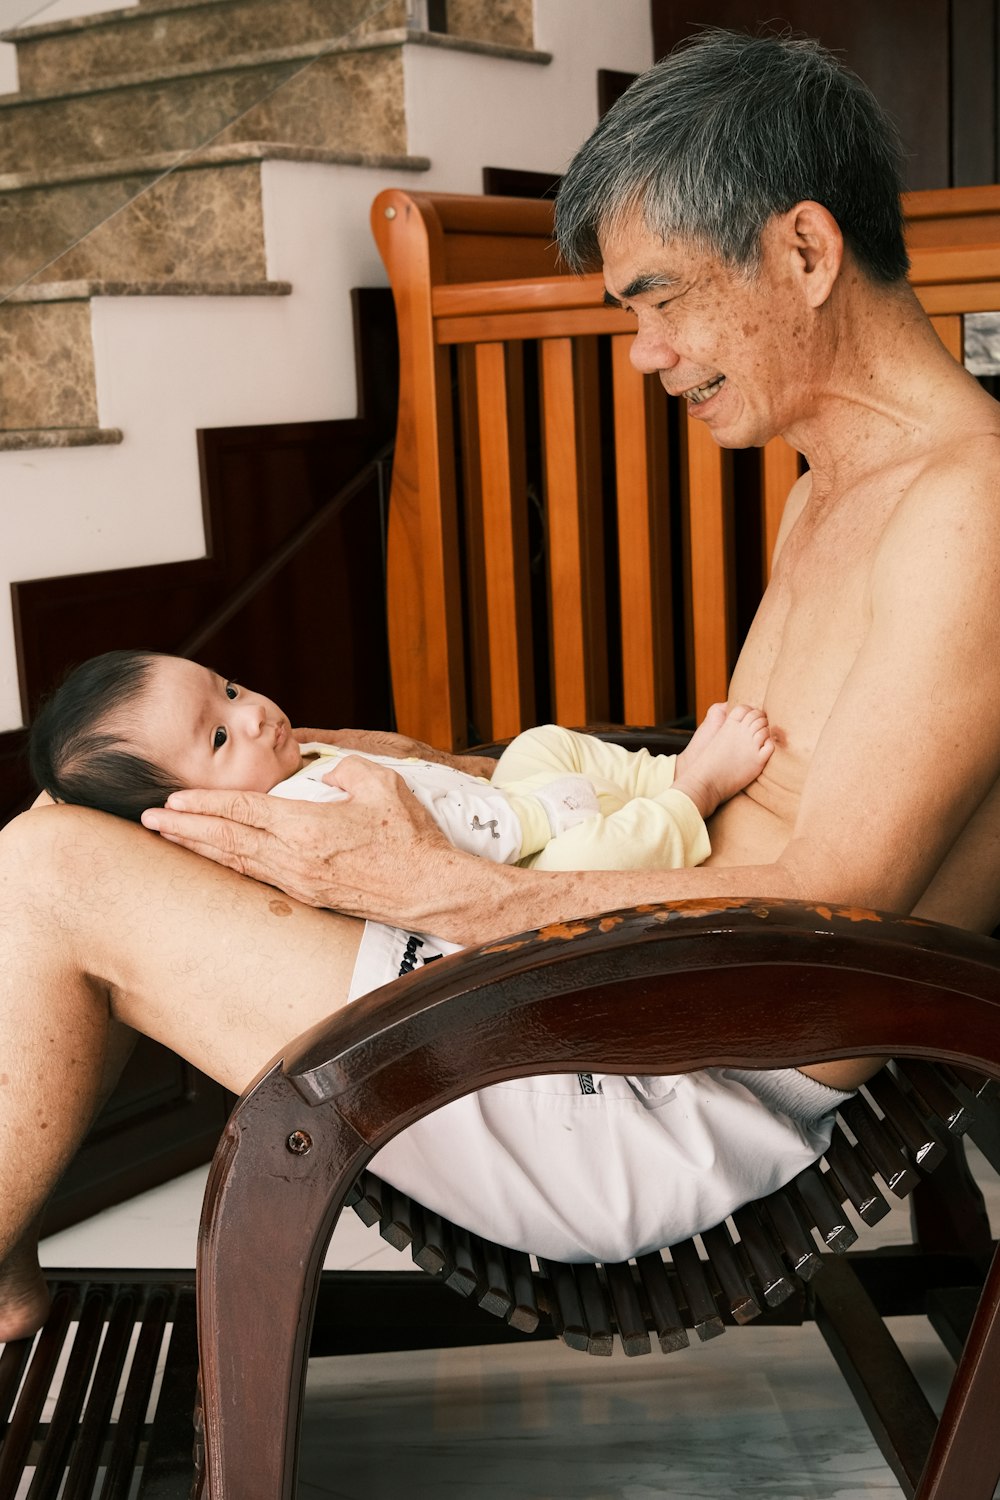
[2,31,998,1342]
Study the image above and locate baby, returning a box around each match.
[29,650,774,872]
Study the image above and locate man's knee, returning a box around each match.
[0,802,131,897]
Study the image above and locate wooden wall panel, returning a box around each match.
[650,0,992,192]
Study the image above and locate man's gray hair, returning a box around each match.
[555,30,909,284]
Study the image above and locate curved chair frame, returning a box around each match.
[195,898,1000,1500]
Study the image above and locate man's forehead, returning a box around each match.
[598,218,702,302]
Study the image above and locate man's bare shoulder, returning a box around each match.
[875,425,1000,622]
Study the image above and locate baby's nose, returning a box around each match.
[238,699,266,734]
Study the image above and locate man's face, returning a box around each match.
[600,213,811,449]
[131,656,304,793]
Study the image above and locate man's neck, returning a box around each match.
[782,278,985,497]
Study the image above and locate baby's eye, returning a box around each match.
[225,682,238,700]
[212,727,228,751]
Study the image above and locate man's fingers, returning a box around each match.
[143,787,274,829]
[321,755,399,794]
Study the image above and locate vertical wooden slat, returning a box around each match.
[611,334,674,725]
[474,341,535,739]
[681,407,734,718]
[372,190,466,748]
[761,436,801,580]
[539,336,608,725]
[456,345,491,743]
[931,312,964,361]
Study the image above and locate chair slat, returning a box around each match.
[761,1188,823,1281]
[839,1095,920,1197]
[101,1286,172,1500]
[0,1337,32,1429]
[948,1064,1000,1104]
[0,1285,79,1493]
[610,334,674,725]
[573,1263,614,1356]
[478,1242,515,1321]
[681,407,733,717]
[63,1286,138,1500]
[473,340,534,738]
[701,1222,761,1323]
[602,1263,652,1356]
[635,1252,690,1353]
[865,1070,947,1171]
[352,1172,383,1227]
[538,1258,589,1352]
[539,336,608,725]
[506,1250,540,1334]
[379,1187,415,1252]
[26,1284,107,1499]
[445,1227,481,1298]
[670,1238,725,1341]
[825,1124,891,1226]
[794,1166,858,1253]
[731,1203,797,1307]
[410,1202,448,1275]
[894,1058,972,1135]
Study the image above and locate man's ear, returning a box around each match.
[777,201,844,307]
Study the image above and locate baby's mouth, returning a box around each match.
[684,374,726,405]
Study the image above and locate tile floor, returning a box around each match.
[34,1147,1000,1499]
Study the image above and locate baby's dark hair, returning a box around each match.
[29,649,181,822]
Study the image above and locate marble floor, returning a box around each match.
[34,1147,1000,1500]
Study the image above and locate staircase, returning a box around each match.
[0,0,652,761]
[0,0,542,445]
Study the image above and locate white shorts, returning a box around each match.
[352,922,852,1263]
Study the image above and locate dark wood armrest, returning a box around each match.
[277,898,1000,1152]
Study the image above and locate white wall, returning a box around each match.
[0,0,653,728]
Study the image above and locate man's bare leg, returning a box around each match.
[0,804,364,1341]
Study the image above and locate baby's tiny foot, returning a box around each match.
[673,704,773,818]
[675,702,728,778]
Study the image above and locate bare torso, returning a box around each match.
[709,403,1000,936]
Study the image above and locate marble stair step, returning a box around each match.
[0,27,546,177]
[0,143,427,299]
[0,37,416,175]
[0,279,289,434]
[0,157,267,298]
[5,0,409,95]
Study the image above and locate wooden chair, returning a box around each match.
[188,188,1000,1497]
[371,183,1000,742]
[191,898,1000,1500]
[8,187,1000,1497]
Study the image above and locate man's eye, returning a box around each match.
[225,682,238,700]
[213,727,228,751]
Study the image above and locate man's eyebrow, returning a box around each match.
[604,272,680,306]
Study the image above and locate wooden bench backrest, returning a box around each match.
[372,185,1000,748]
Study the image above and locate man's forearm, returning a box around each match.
[412,848,815,947]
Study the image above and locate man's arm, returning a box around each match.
[142,459,1000,942]
[293,727,498,779]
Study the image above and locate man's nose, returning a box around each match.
[629,316,680,376]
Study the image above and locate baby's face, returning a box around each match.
[134,656,304,792]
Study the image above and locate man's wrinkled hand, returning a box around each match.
[139,756,451,923]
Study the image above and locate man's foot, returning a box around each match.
[0,1244,51,1344]
[675,702,728,778]
[673,704,773,818]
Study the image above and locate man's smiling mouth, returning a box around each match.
[683,374,726,405]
